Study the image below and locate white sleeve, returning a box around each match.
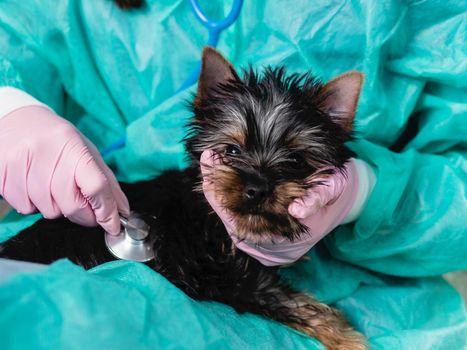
[342,158,376,224]
[0,87,50,120]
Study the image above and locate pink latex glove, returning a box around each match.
[201,150,360,266]
[0,106,130,235]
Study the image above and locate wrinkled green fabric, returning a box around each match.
[0,0,466,349]
[1,252,466,350]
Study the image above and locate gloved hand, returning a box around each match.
[201,150,375,266]
[0,106,129,235]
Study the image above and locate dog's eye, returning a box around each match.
[225,144,242,156]
[286,152,308,171]
[288,152,304,164]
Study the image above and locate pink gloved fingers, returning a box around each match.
[290,160,359,236]
[26,153,62,220]
[200,150,221,209]
[1,151,37,215]
[200,150,237,233]
[99,165,130,218]
[288,168,347,219]
[75,151,121,235]
[52,179,97,228]
[25,122,91,221]
[83,137,130,218]
[200,149,221,189]
[288,193,322,219]
[1,179,37,215]
[49,149,97,227]
[288,184,330,219]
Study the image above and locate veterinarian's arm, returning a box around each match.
[0,87,129,235]
[201,150,375,266]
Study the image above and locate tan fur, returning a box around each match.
[201,164,308,243]
[285,293,368,350]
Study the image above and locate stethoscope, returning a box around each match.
[104,0,244,262]
[100,0,243,157]
[176,0,243,93]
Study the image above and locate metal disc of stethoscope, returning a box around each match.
[104,212,155,262]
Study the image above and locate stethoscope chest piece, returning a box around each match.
[105,212,155,262]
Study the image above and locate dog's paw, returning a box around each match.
[284,294,368,350]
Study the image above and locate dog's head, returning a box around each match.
[186,47,363,242]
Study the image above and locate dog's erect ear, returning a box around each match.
[196,47,238,104]
[319,72,364,132]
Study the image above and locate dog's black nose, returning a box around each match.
[244,182,269,203]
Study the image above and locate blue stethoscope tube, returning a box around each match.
[176,0,244,92]
[100,0,244,157]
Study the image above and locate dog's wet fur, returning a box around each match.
[0,48,367,349]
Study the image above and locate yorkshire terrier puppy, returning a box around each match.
[0,48,366,349]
